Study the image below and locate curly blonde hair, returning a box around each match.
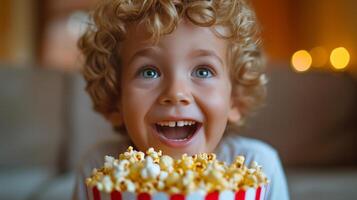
[78,0,267,130]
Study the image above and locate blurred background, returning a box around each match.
[1,0,356,199]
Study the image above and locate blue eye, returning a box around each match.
[192,67,214,78]
[140,67,160,79]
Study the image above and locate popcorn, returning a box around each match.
[158,171,168,181]
[146,147,162,163]
[86,146,269,195]
[102,175,113,193]
[159,155,174,172]
[178,154,194,170]
[104,155,115,169]
[133,151,145,162]
[182,170,195,186]
[250,161,259,169]
[140,156,160,180]
[233,155,245,168]
[169,186,181,194]
[165,171,180,187]
[114,179,136,192]
[128,162,139,176]
[141,182,156,193]
[156,180,165,190]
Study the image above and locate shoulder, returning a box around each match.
[218,134,290,199]
[216,134,290,199]
[216,133,278,162]
[73,136,133,200]
[77,136,132,177]
[215,133,281,178]
[86,135,132,157]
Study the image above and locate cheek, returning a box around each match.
[193,82,231,152]
[195,79,231,115]
[120,73,162,137]
[194,79,232,130]
[121,86,156,130]
[120,87,156,148]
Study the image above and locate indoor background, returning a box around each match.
[1,0,357,199]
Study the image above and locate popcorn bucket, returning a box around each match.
[87,185,269,200]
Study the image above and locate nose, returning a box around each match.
[158,80,192,106]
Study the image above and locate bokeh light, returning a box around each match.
[291,50,312,72]
[330,47,350,70]
[310,47,328,67]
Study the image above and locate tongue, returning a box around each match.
[158,126,193,140]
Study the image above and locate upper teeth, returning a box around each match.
[157,120,196,127]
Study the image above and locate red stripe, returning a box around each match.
[93,187,101,200]
[170,194,185,200]
[255,187,262,200]
[138,192,151,200]
[205,191,219,200]
[111,191,122,200]
[235,190,245,200]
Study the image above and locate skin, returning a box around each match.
[110,19,241,158]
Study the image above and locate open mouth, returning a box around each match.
[154,120,201,141]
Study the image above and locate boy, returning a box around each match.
[74,0,289,199]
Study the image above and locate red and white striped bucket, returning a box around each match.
[87,185,268,200]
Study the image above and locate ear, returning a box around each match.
[107,112,123,127]
[228,99,241,123]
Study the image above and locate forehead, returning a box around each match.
[120,20,228,64]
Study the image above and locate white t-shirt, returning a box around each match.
[72,133,290,200]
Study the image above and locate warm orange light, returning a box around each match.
[330,47,350,70]
[310,47,328,67]
[291,50,312,72]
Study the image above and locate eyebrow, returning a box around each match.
[189,49,224,65]
[127,47,161,65]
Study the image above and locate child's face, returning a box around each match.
[115,20,240,158]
